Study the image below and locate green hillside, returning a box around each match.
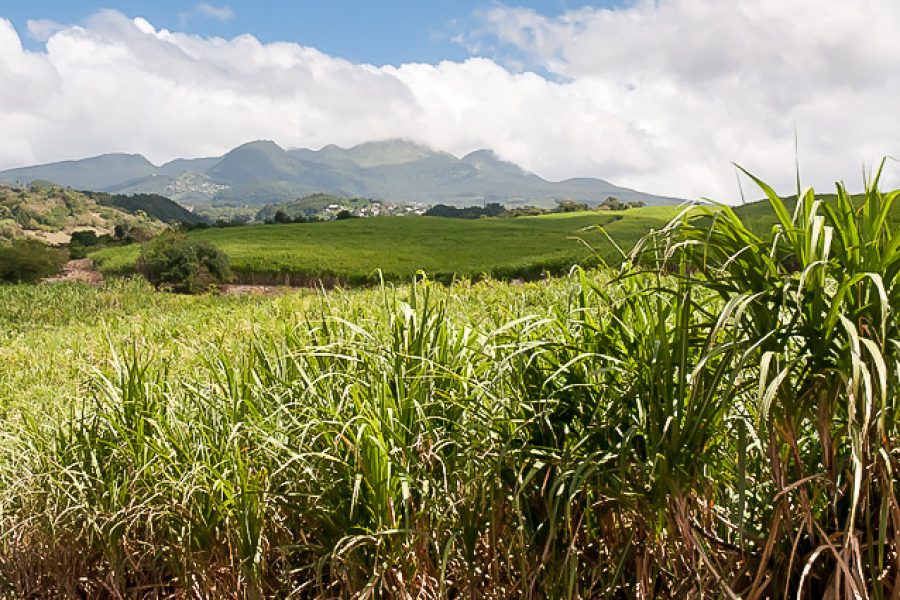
[0,183,165,245]
[92,205,682,283]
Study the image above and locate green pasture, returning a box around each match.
[91,206,682,283]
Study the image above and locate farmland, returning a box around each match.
[1,173,900,597]
[91,206,682,284]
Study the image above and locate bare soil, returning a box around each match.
[43,259,104,285]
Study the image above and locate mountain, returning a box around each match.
[0,154,157,191]
[158,156,221,176]
[208,140,303,185]
[0,140,681,208]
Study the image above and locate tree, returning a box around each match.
[598,196,625,211]
[598,197,645,211]
[273,210,292,224]
[555,200,589,213]
[69,230,99,247]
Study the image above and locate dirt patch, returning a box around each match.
[43,258,104,285]
[22,230,71,245]
[21,226,112,246]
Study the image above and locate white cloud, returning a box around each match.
[25,18,64,42]
[195,3,235,22]
[0,2,898,200]
[472,0,900,196]
[178,3,235,28]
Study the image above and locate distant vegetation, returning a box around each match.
[190,203,258,225]
[254,193,372,222]
[424,202,508,219]
[254,193,425,223]
[425,196,645,219]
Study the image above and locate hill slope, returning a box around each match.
[0,140,681,208]
[90,193,207,225]
[0,183,166,245]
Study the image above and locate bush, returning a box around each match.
[0,239,67,283]
[69,230,107,259]
[136,234,231,293]
[69,230,99,247]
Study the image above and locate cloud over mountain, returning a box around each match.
[0,1,898,200]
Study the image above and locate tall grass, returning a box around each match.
[0,167,898,597]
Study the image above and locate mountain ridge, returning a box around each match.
[0,140,682,207]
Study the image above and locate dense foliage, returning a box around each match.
[424,202,507,218]
[0,168,899,597]
[0,238,66,282]
[136,234,232,292]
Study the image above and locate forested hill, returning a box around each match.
[88,192,207,225]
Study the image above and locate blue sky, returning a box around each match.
[4,1,624,65]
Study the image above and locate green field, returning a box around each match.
[91,197,896,287]
[91,205,682,283]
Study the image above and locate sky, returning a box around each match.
[0,0,898,199]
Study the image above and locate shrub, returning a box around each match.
[136,234,232,292]
[69,230,99,247]
[0,239,67,283]
[69,230,105,259]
